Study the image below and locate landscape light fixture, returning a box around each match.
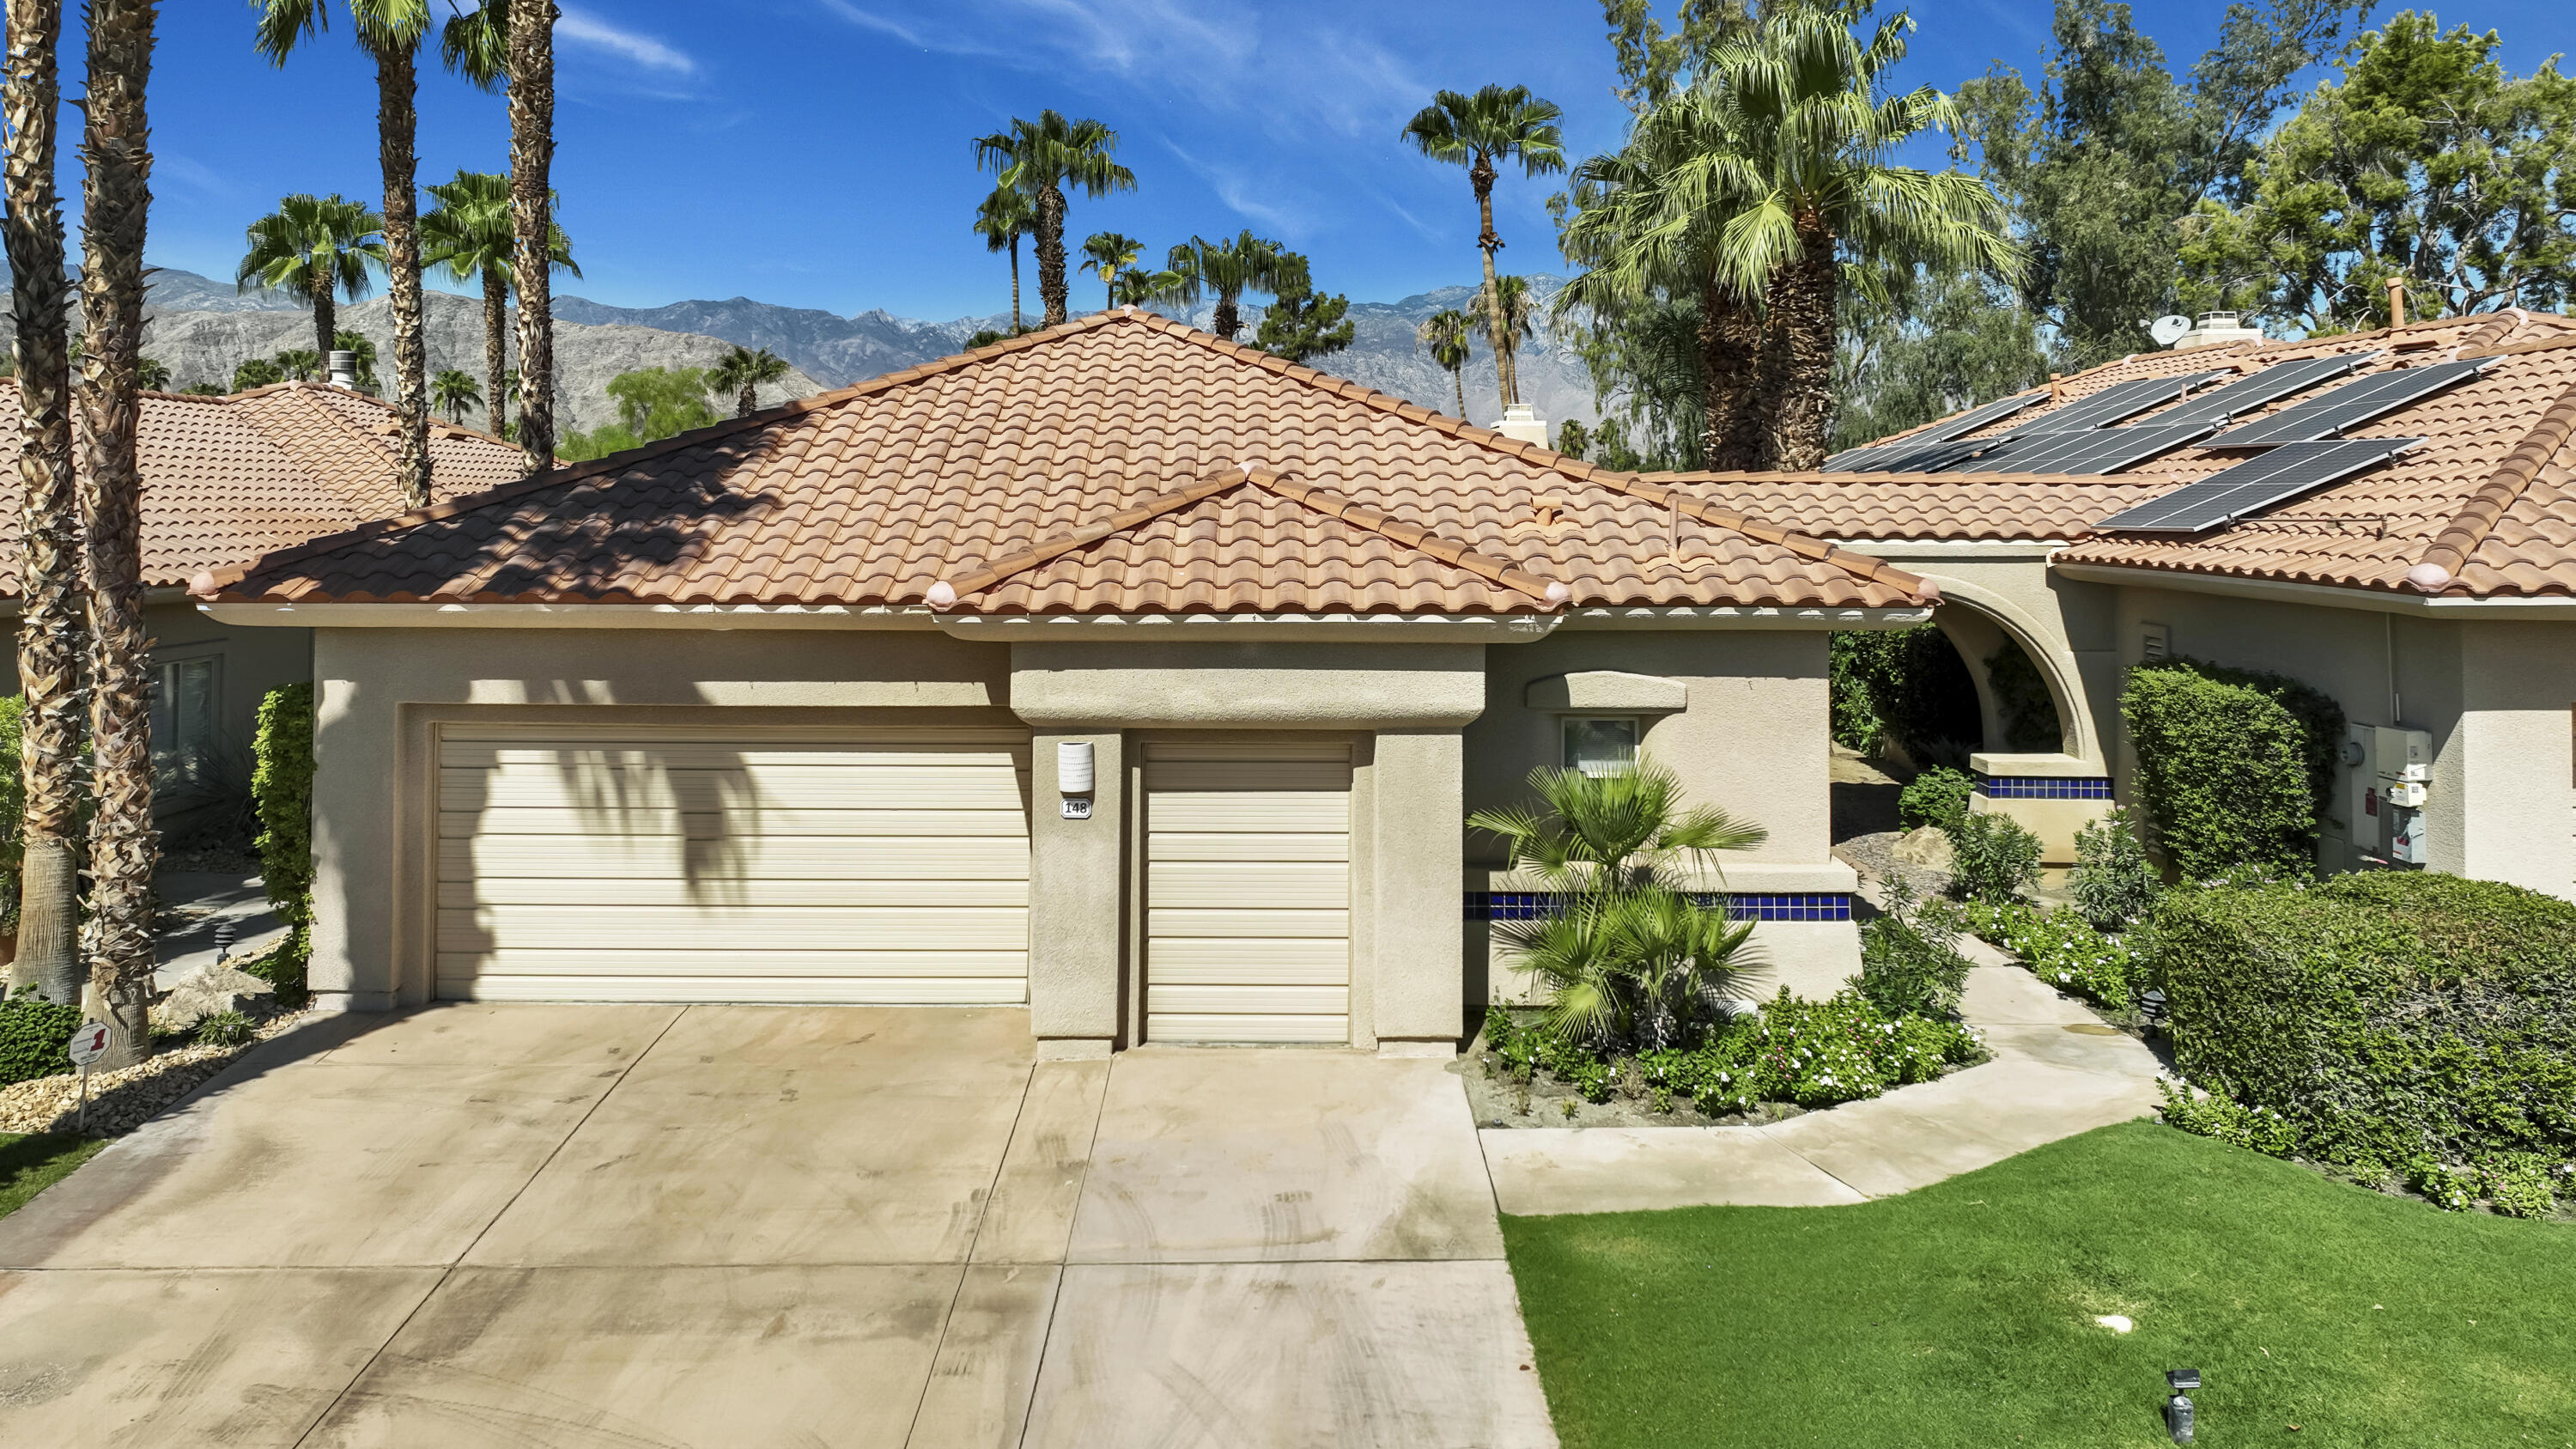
[2165,1368,2200,1443]
[2141,988,2169,1030]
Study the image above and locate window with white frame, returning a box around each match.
[150,654,222,797]
[1562,716,1639,777]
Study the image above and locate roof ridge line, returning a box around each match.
[932,466,1251,604]
[2408,371,2576,593]
[1252,472,1569,605]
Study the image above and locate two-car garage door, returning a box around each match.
[436,726,1031,1003]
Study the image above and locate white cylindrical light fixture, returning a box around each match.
[1057,740,1095,795]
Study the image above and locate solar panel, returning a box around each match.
[1911,390,2045,443]
[1947,423,2213,475]
[2020,373,2228,432]
[2204,359,2493,447]
[2092,438,2420,533]
[2154,353,2380,426]
[1823,435,2014,472]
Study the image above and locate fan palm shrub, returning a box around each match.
[1470,759,1765,1052]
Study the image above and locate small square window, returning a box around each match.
[150,654,222,797]
[1563,716,1638,777]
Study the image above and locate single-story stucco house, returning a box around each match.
[0,379,521,818]
[193,309,1939,1046]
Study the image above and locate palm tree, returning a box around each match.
[1414,308,1474,419]
[76,0,157,1066]
[5,0,83,1004]
[971,186,1034,333]
[1400,84,1564,412]
[431,367,480,423]
[707,345,790,417]
[1691,8,2015,467]
[253,0,435,506]
[1111,265,1185,307]
[1078,230,1141,313]
[273,348,322,381]
[1468,276,1540,412]
[422,167,576,436]
[1469,760,1765,1052]
[236,193,386,368]
[485,0,556,470]
[972,110,1135,328]
[1158,231,1289,343]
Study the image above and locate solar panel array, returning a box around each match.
[1961,423,2214,475]
[2204,358,2493,447]
[2154,353,2379,427]
[2093,438,2421,532]
[1837,437,2012,473]
[2020,372,2228,432]
[1821,390,2040,471]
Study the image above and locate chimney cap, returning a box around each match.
[326,349,361,388]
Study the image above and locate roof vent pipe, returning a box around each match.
[2385,276,2409,329]
[327,350,360,388]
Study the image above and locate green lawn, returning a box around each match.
[1504,1121,2573,1449]
[0,1132,102,1221]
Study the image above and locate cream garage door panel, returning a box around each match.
[436,728,1030,1003]
[1145,740,1352,1044]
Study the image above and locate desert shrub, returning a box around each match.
[1830,625,1981,760]
[2122,657,2342,880]
[1965,898,2141,1009]
[1984,638,2063,752]
[2069,807,2160,929]
[193,1010,253,1047]
[1898,766,1975,834]
[1859,876,1972,1019]
[0,989,82,1087]
[1947,813,2042,902]
[2152,871,2576,1168]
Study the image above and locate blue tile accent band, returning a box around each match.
[1978,774,2114,800]
[1465,892,1852,922]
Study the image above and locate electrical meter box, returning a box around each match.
[2336,723,2433,868]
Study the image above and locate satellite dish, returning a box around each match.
[2148,315,2193,347]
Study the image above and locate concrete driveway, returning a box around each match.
[0,1007,1554,1448]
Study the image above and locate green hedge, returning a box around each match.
[1,990,81,1087]
[2122,657,2343,880]
[2154,872,2576,1170]
[1984,640,2062,752]
[251,684,315,1006]
[1830,625,1980,758]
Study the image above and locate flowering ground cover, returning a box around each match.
[1504,1120,2573,1447]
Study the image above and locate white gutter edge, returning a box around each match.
[1831,539,2071,558]
[195,601,943,630]
[1554,605,1934,632]
[2049,562,2576,618]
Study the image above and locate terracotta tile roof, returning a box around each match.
[207,312,1932,615]
[1808,310,2576,596]
[0,380,524,594]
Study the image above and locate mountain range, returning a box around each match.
[52,265,1607,439]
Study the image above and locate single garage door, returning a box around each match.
[1144,739,1352,1043]
[437,725,1030,1002]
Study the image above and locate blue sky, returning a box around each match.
[139,1,2568,321]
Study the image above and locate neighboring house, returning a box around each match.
[0,381,525,820]
[196,310,1938,1040]
[1745,307,2576,898]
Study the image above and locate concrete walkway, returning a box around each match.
[0,1007,1555,1448]
[153,870,287,990]
[1479,948,2168,1216]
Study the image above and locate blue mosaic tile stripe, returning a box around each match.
[1465,892,1851,922]
[1978,774,2113,800]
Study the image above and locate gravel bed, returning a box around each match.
[1833,831,1945,901]
[0,1011,309,1137]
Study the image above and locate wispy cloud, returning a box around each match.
[155,153,232,198]
[1162,140,1309,236]
[557,7,698,76]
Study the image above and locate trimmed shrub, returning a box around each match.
[1831,625,1981,760]
[1899,766,1974,833]
[1,989,82,1087]
[2157,1079,2299,1158]
[251,684,315,1007]
[1859,875,1972,1019]
[2153,871,2576,1168]
[1947,813,2042,902]
[2069,807,2160,929]
[1984,639,2063,752]
[2122,657,2343,880]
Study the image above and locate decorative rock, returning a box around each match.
[1890,825,1956,871]
[149,964,275,1035]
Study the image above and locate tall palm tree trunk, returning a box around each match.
[1449,364,1467,420]
[376,41,430,507]
[479,266,507,435]
[311,255,336,369]
[1471,159,1518,411]
[507,0,555,470]
[735,381,756,417]
[1212,292,1240,343]
[1698,278,1764,471]
[1035,186,1067,327]
[6,0,84,1005]
[75,0,155,1069]
[1758,221,1838,470]
[1007,237,1022,332]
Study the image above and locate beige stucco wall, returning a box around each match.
[2455,621,2576,899]
[1851,546,2121,768]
